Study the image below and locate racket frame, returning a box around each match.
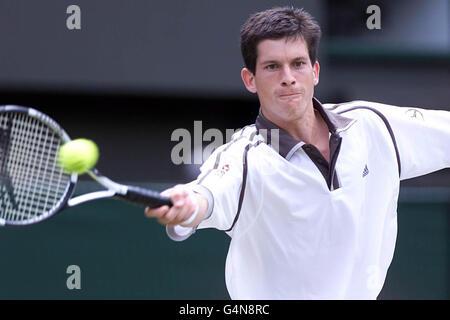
[0,105,172,226]
[0,105,78,226]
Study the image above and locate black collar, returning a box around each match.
[255,97,354,158]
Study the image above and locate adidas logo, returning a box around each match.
[362,164,369,178]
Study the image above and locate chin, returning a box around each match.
[283,100,304,111]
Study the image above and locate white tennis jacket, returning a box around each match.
[171,98,450,300]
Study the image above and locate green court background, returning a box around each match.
[0,183,448,300]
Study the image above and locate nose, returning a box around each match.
[280,66,296,86]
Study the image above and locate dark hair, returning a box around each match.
[240,6,321,74]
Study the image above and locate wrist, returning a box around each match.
[179,189,199,227]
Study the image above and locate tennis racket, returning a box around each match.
[0,105,172,226]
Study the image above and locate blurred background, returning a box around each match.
[0,0,448,299]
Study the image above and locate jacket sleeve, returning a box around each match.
[362,102,450,181]
[190,138,247,232]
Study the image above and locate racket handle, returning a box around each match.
[119,185,173,208]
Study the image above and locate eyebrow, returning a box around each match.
[259,56,309,65]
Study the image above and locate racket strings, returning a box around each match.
[0,112,71,223]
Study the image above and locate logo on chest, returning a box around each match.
[214,164,230,177]
[362,164,370,178]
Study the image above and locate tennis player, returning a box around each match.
[145,7,450,299]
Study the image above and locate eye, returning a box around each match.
[294,61,305,68]
[264,64,278,70]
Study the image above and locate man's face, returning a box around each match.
[242,37,320,126]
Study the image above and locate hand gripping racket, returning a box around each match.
[0,105,172,226]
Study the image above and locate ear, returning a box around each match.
[241,68,257,93]
[313,61,320,86]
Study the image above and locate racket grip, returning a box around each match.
[120,185,173,208]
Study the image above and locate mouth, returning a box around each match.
[278,92,302,99]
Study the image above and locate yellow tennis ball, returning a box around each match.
[57,138,99,174]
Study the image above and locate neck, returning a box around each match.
[290,108,317,144]
[271,107,326,145]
